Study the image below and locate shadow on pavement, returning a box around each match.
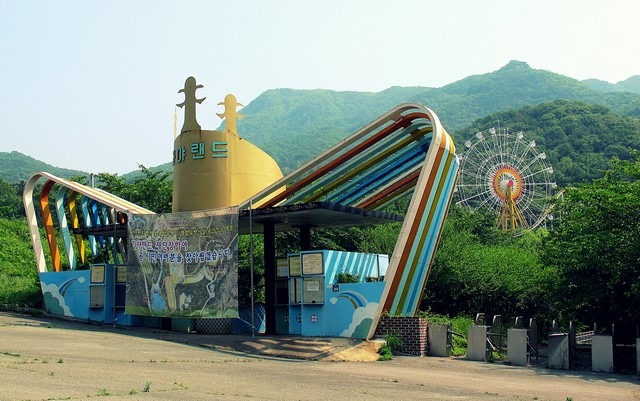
[0,310,381,362]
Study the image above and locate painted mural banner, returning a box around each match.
[125,207,239,318]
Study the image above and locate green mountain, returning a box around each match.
[0,151,88,184]
[582,76,640,93]
[2,61,640,182]
[231,61,640,173]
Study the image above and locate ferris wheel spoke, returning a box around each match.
[456,183,486,190]
[520,153,545,173]
[471,145,492,168]
[523,168,553,181]
[461,155,484,173]
[485,196,501,211]
[509,132,522,157]
[459,188,495,204]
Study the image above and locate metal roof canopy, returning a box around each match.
[73,224,128,238]
[72,202,403,237]
[238,201,403,234]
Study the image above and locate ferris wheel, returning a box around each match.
[455,127,556,231]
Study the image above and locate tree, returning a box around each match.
[424,205,556,322]
[542,157,640,326]
[0,217,42,306]
[96,165,172,213]
[238,234,265,306]
[0,177,23,219]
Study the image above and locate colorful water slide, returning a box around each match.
[23,102,457,341]
[23,172,154,273]
[240,103,459,339]
[54,186,76,270]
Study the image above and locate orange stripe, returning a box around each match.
[40,180,61,272]
[416,160,457,308]
[395,144,448,313]
[382,144,446,312]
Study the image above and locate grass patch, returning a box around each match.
[378,331,403,361]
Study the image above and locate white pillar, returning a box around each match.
[591,335,614,373]
[428,323,450,357]
[467,325,489,361]
[507,329,528,366]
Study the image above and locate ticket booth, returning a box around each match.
[273,250,387,339]
[40,264,151,326]
[88,264,144,325]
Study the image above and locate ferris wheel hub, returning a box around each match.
[492,165,523,201]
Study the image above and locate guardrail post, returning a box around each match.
[636,336,640,375]
[507,323,529,366]
[548,332,569,369]
[467,325,489,361]
[592,334,614,372]
[428,323,451,357]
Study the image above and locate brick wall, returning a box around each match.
[375,316,429,356]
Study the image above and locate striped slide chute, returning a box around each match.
[23,172,154,273]
[238,103,459,339]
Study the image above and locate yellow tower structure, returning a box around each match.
[497,180,528,232]
[172,77,284,212]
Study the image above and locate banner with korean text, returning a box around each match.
[125,207,238,318]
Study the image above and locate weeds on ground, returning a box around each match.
[488,350,507,362]
[174,381,188,390]
[378,331,403,361]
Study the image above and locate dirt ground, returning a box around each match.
[1,311,639,401]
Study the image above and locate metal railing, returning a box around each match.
[575,330,595,345]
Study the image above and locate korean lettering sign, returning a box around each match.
[173,141,228,165]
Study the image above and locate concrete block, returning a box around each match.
[591,335,613,373]
[428,323,450,357]
[467,325,488,361]
[547,333,569,369]
[507,328,528,366]
[636,338,640,375]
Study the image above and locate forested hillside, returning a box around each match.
[458,100,640,186]
[3,60,639,182]
[0,151,87,183]
[232,61,640,173]
[582,75,640,93]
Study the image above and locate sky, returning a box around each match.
[1,0,639,175]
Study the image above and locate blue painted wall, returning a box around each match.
[40,265,151,327]
[281,250,388,339]
[40,270,90,320]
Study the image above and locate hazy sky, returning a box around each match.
[1,0,639,175]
